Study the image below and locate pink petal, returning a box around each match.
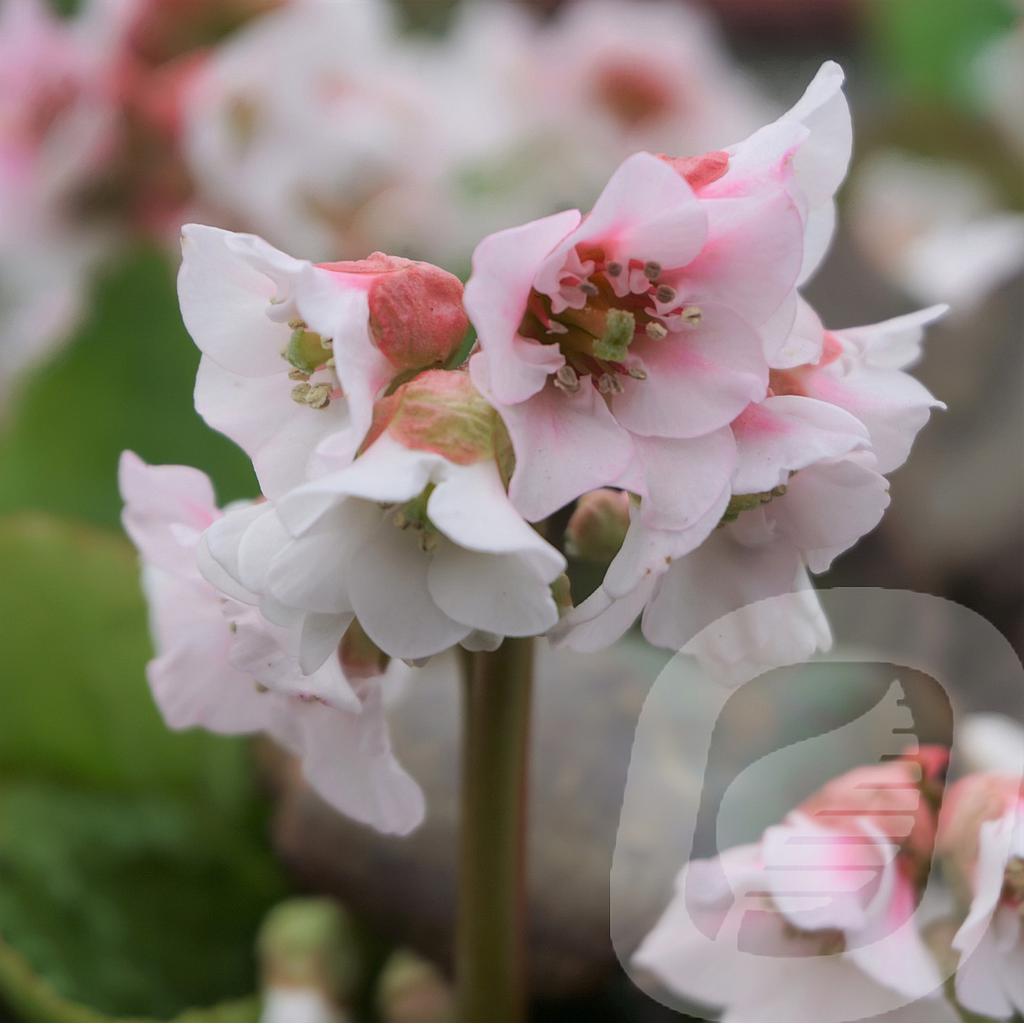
[731,395,869,494]
[464,208,580,406]
[613,303,768,439]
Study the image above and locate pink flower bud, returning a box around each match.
[318,253,468,373]
[362,369,507,468]
[938,773,1023,884]
[565,489,631,563]
[797,746,948,870]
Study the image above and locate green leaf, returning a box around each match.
[0,514,254,808]
[0,246,256,532]
[0,782,281,1020]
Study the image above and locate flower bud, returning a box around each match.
[375,949,453,1023]
[365,369,506,467]
[938,773,1022,885]
[340,619,390,681]
[319,253,468,372]
[565,489,631,563]
[796,746,948,871]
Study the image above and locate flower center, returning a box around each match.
[389,484,440,552]
[282,319,341,409]
[521,246,702,396]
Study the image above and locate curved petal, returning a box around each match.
[427,542,560,637]
[633,429,736,531]
[551,575,657,654]
[464,208,580,406]
[670,186,804,334]
[194,356,352,499]
[349,521,470,659]
[613,304,767,439]
[731,395,869,494]
[837,305,948,372]
[487,379,634,523]
[426,459,565,578]
[774,454,890,573]
[537,152,707,289]
[281,687,425,836]
[178,223,295,377]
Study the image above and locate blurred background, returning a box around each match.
[1,0,1021,1019]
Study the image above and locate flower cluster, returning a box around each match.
[634,741,1024,1022]
[122,61,943,835]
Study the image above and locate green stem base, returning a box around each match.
[456,637,534,1022]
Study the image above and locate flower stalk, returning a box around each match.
[456,638,534,1021]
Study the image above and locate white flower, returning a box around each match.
[119,449,424,835]
[178,224,467,498]
[201,371,567,663]
[182,0,446,261]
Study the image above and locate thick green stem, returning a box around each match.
[456,637,534,1021]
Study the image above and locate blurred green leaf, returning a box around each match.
[0,514,251,810]
[0,246,256,531]
[0,782,280,1020]
[868,0,1015,106]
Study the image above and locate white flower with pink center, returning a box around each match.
[939,774,1024,1020]
[178,224,468,498]
[119,450,424,835]
[200,370,567,664]
[635,755,952,1020]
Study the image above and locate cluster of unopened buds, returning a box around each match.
[636,749,1024,1021]
[121,63,945,838]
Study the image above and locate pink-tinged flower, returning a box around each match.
[202,371,566,663]
[183,0,445,261]
[939,774,1024,1020]
[770,306,947,474]
[177,224,467,498]
[0,0,117,407]
[634,756,950,1020]
[554,394,883,675]
[466,144,805,523]
[118,449,424,835]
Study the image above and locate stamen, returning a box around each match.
[645,321,668,340]
[546,321,569,335]
[643,261,662,281]
[291,382,332,409]
[627,365,648,380]
[288,369,310,381]
[579,281,599,297]
[597,373,623,395]
[554,364,581,394]
[606,261,623,277]
[655,284,676,305]
[681,305,703,326]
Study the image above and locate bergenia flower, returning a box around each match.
[119,450,424,835]
[177,224,468,498]
[201,370,567,663]
[465,62,852,526]
[555,393,886,677]
[635,751,951,1021]
[770,306,947,474]
[939,774,1024,1020]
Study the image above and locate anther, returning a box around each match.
[645,321,668,340]
[579,281,599,297]
[655,284,676,305]
[597,373,623,395]
[546,321,569,335]
[606,261,623,278]
[680,305,703,326]
[643,261,662,281]
[287,318,306,330]
[554,364,581,394]
[627,365,648,380]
